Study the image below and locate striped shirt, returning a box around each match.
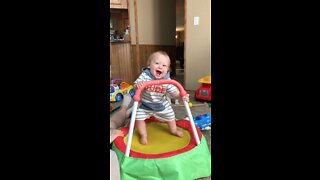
[134,68,178,112]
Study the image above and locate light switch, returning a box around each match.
[194,16,199,26]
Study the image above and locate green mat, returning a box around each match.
[112,136,211,180]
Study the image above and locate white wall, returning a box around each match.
[185,0,211,90]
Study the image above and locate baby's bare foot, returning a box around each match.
[171,130,183,137]
[140,135,148,145]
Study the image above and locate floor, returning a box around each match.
[110,88,212,179]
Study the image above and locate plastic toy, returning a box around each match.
[195,75,211,101]
[110,78,134,102]
[193,114,211,130]
[112,80,211,180]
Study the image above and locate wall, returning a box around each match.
[129,0,176,45]
[176,0,185,31]
[128,0,176,79]
[185,0,211,90]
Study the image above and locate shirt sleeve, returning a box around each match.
[166,83,179,93]
[134,72,147,85]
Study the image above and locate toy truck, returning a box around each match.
[195,76,211,101]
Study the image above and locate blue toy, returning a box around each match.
[193,114,211,130]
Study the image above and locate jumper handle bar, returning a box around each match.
[132,80,187,101]
[125,80,201,157]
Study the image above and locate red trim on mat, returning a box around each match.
[113,116,202,159]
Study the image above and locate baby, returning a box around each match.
[134,51,189,145]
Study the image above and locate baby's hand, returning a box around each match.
[110,129,124,144]
[182,94,190,102]
[135,82,144,89]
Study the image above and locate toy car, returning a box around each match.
[110,78,134,102]
[195,76,211,101]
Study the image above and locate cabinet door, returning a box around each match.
[121,0,128,9]
[110,0,121,5]
[110,0,127,9]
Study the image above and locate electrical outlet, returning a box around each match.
[194,16,199,26]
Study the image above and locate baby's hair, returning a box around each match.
[147,51,171,67]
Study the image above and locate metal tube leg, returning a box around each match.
[125,101,139,157]
[183,100,200,145]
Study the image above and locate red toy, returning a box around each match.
[195,76,211,101]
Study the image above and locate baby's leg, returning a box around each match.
[135,120,148,145]
[167,120,183,137]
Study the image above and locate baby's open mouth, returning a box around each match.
[156,70,162,76]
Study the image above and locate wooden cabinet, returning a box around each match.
[110,9,130,39]
[110,0,127,9]
[110,0,121,4]
[110,0,133,84]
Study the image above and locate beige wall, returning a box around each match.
[185,0,211,90]
[129,0,175,45]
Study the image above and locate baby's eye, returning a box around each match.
[155,62,159,64]
[163,64,167,67]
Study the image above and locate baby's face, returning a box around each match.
[148,54,170,79]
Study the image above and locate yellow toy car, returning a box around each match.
[110,79,134,102]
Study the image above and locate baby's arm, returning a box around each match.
[169,91,190,102]
[134,72,147,90]
[110,129,124,144]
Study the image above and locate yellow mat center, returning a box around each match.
[124,122,191,154]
